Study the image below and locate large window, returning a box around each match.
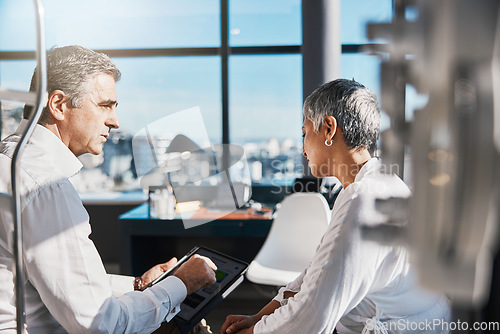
[340,0,393,132]
[0,0,394,196]
[229,55,303,183]
[0,0,221,49]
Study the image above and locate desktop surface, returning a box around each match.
[119,203,274,276]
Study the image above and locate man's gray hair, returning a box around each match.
[23,45,121,120]
[303,78,380,154]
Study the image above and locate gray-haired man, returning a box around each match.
[0,45,215,333]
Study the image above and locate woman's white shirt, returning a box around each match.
[254,158,450,334]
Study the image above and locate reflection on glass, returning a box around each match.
[72,56,222,194]
[0,0,220,50]
[138,130,253,228]
[341,0,392,44]
[133,107,213,181]
[229,0,301,46]
[229,54,303,185]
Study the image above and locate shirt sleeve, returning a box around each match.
[272,269,306,304]
[254,186,392,334]
[108,274,134,298]
[22,180,186,333]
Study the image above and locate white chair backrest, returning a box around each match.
[254,192,331,272]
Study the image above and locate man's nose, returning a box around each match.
[106,108,120,129]
[302,148,307,158]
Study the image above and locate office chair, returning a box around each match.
[246,192,331,287]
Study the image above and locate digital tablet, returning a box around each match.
[149,246,248,330]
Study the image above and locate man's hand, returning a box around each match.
[219,315,257,334]
[174,254,217,295]
[140,257,179,289]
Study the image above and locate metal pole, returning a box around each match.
[301,0,341,176]
[221,0,229,147]
[219,0,240,207]
[11,1,46,332]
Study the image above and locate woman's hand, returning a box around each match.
[219,315,257,334]
[139,257,178,289]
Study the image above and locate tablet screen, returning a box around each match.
[149,246,248,323]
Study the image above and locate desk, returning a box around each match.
[119,203,274,275]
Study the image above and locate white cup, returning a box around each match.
[150,188,176,219]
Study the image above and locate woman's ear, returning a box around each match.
[46,90,67,121]
[323,115,337,141]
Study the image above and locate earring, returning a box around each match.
[325,139,333,146]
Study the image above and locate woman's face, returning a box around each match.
[302,118,332,177]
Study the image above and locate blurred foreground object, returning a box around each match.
[368,0,500,306]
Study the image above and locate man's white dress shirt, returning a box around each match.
[0,120,186,333]
[254,158,450,334]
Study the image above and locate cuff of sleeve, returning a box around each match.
[273,285,301,304]
[273,286,288,303]
[150,276,187,322]
[108,274,135,297]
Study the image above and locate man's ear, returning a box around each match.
[46,90,67,121]
[323,115,337,141]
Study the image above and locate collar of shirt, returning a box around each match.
[15,119,83,178]
[354,157,380,183]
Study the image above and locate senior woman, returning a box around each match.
[220,79,450,334]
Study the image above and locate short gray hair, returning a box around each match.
[24,45,121,120]
[303,79,380,154]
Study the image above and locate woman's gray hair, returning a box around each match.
[23,45,121,120]
[303,78,380,154]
